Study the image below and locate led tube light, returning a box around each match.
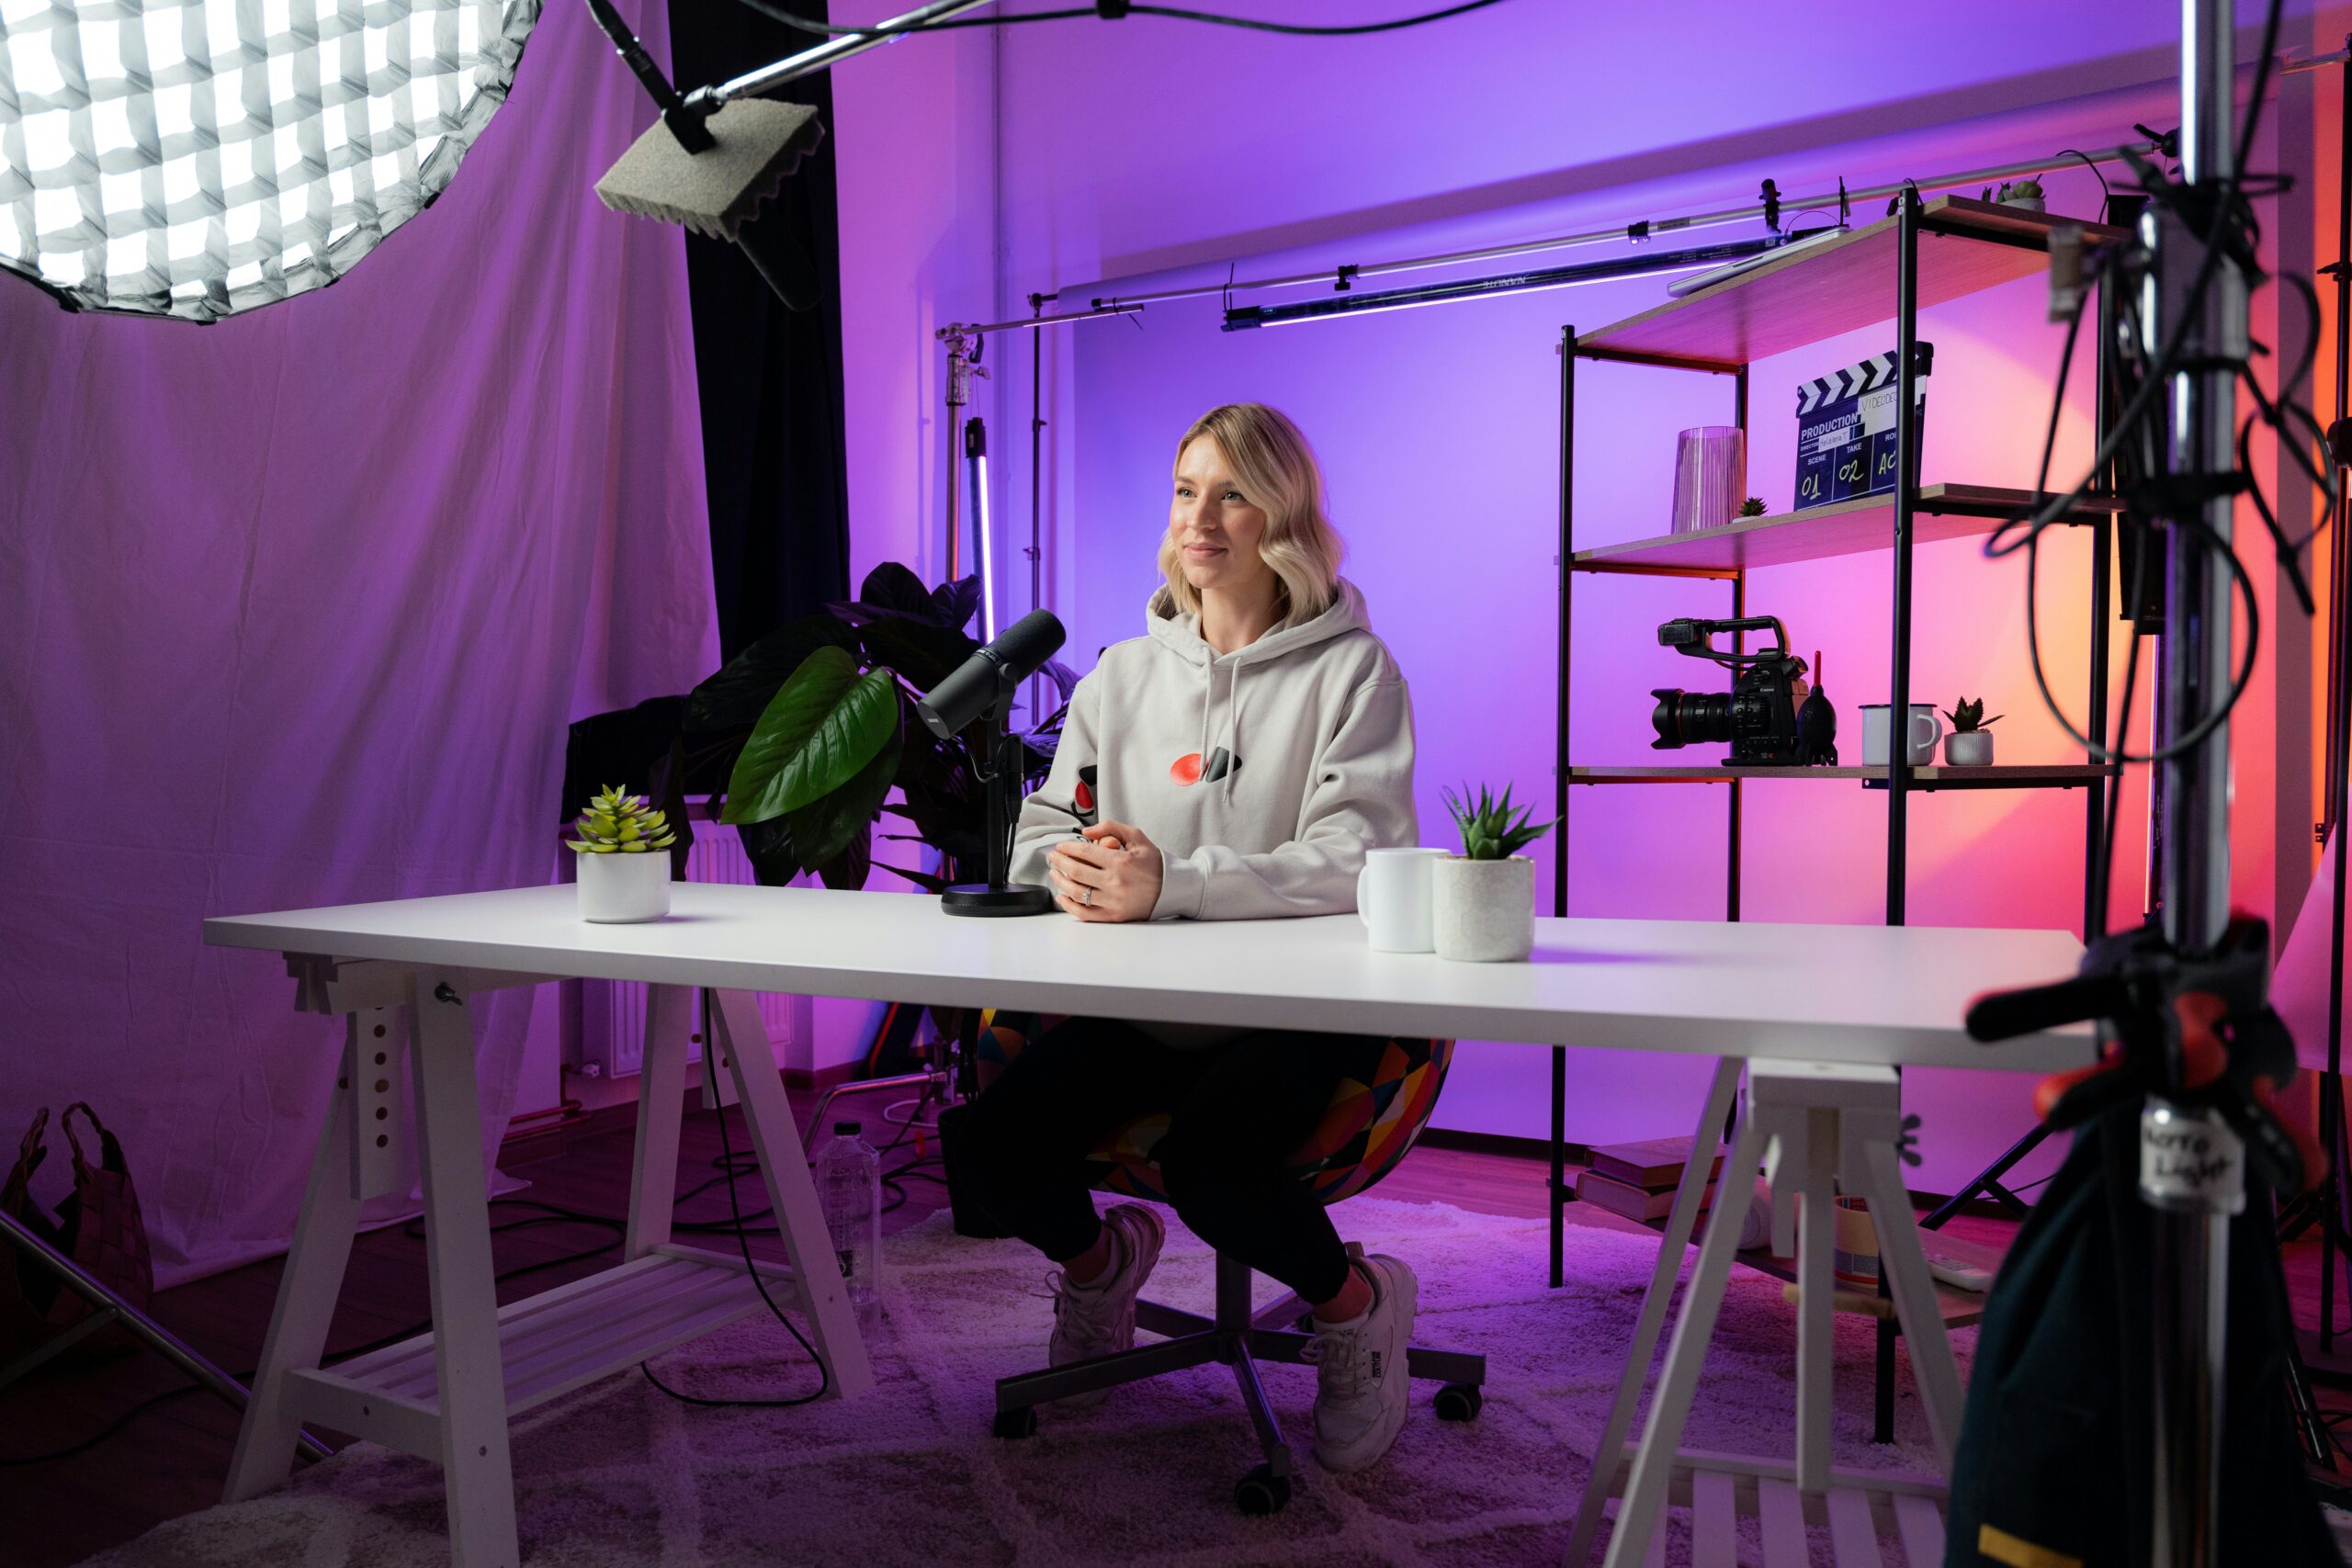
[1221,237,1781,330]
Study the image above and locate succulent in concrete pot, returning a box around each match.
[1940,698,2002,766]
[1433,784,1555,962]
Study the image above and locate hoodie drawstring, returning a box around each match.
[1197,662,1215,766]
[1225,660,1246,803]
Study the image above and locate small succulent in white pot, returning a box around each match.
[570,784,678,922]
[1995,177,2046,213]
[1433,784,1555,962]
[1941,698,2002,766]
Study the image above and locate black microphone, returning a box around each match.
[918,610,1067,739]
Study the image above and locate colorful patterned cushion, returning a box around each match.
[973,1013,1453,1206]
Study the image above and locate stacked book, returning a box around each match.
[1575,1136,1723,1223]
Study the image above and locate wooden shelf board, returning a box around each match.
[1571,483,2120,573]
[320,1251,765,1419]
[1577,195,2126,367]
[1568,764,2112,786]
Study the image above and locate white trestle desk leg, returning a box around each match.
[224,1015,374,1501]
[411,972,519,1568]
[1792,1105,1839,1493]
[1565,1055,1744,1567]
[626,985,695,1259]
[1600,1112,1775,1568]
[709,988,876,1398]
[1857,1136,1966,1466]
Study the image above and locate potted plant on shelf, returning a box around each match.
[1434,784,1556,962]
[1941,697,2002,765]
[570,785,679,921]
[1737,497,1768,517]
[1994,177,2046,213]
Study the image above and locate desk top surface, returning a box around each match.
[206,884,2090,1072]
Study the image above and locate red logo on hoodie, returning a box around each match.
[1170,749,1237,787]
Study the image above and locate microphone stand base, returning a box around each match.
[941,883,1057,918]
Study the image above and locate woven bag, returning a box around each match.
[0,1104,154,1359]
[0,1107,64,1354]
[52,1103,155,1326]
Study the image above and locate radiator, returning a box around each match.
[561,814,804,1081]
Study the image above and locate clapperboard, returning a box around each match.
[1792,344,1933,509]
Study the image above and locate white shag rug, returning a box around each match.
[77,1198,1963,1567]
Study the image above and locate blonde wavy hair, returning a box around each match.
[1158,402,1344,625]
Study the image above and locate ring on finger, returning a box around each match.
[1080,885,1093,906]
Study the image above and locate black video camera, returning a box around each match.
[1650,615,1810,765]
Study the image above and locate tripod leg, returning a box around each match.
[2289,1337,2335,1470]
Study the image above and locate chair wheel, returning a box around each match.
[1434,1382,1484,1422]
[1234,1463,1291,1515]
[992,1405,1037,1439]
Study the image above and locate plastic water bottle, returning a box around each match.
[815,1120,882,1330]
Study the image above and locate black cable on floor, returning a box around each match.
[0,1382,207,1467]
[639,1093,831,1409]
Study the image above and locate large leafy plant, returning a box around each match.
[677,563,1072,890]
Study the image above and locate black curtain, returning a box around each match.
[667,0,852,660]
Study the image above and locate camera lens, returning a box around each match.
[1651,688,1733,749]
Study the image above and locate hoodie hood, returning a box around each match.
[1145,576,1373,666]
[1140,578,1374,802]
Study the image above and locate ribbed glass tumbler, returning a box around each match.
[1668,425,1746,534]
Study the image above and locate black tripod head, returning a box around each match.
[1965,916,2324,1196]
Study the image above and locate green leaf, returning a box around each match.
[738,815,803,886]
[722,648,899,825]
[683,614,859,736]
[782,717,903,870]
[856,615,979,694]
[834,561,935,622]
[811,818,876,891]
[872,860,951,893]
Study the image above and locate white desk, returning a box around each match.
[205,884,2090,1567]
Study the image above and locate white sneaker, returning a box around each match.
[1045,1203,1165,1408]
[1302,1253,1418,1473]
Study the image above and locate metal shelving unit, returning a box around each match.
[1546,192,2125,1441]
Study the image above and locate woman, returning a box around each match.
[961,401,1421,1474]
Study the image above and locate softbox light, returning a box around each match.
[0,0,538,322]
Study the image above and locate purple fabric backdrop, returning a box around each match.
[0,0,718,1285]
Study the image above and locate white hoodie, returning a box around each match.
[1010,577,1418,921]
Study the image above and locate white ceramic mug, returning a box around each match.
[1859,703,1943,766]
[1358,847,1446,952]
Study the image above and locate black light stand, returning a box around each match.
[938,665,1056,917]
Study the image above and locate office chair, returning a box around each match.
[961,1023,1487,1516]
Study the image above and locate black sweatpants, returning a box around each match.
[956,1017,1391,1304]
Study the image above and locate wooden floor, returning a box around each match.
[5,1096,2347,1568]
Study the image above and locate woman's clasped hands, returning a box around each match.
[1046,821,1164,922]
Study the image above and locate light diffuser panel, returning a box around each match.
[0,0,538,321]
